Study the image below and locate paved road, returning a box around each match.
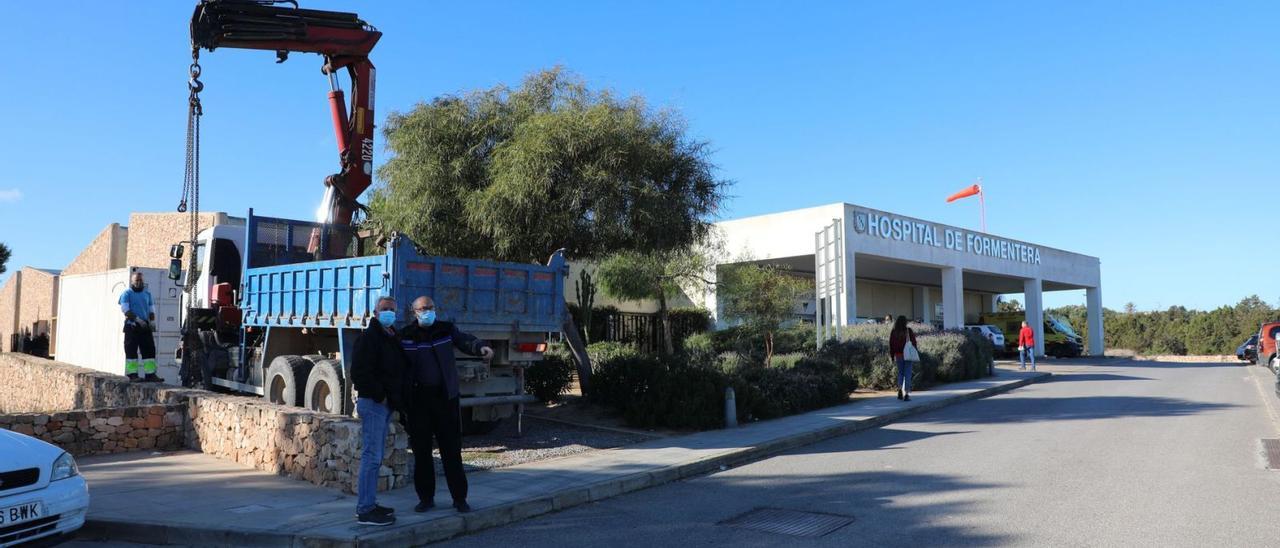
[445,360,1280,547]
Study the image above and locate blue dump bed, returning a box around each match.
[239,214,566,333]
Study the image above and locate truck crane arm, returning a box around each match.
[190,0,381,227]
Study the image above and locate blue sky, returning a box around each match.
[0,1,1275,311]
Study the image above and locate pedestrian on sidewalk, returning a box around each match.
[1018,320,1036,371]
[400,296,493,514]
[119,271,160,383]
[888,316,918,401]
[351,296,409,526]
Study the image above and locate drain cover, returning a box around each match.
[1262,439,1280,470]
[720,507,854,538]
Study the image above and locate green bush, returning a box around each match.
[587,341,640,365]
[768,352,807,369]
[732,359,856,421]
[816,324,984,390]
[669,307,713,334]
[525,352,575,402]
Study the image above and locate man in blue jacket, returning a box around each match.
[400,295,492,514]
[119,271,160,382]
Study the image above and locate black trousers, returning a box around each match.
[406,384,467,504]
[123,322,156,374]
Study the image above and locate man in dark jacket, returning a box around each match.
[350,296,408,526]
[400,295,492,514]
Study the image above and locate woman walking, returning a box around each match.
[889,315,919,401]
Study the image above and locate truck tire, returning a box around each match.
[266,355,312,407]
[304,358,348,415]
[461,408,502,435]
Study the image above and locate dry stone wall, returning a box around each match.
[0,404,185,457]
[0,353,409,494]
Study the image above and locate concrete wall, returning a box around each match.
[63,223,129,276]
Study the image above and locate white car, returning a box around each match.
[964,324,1006,349]
[0,429,89,546]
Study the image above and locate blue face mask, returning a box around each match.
[417,309,437,327]
[376,310,397,328]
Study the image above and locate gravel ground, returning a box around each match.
[416,415,654,475]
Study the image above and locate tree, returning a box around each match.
[997,298,1023,313]
[0,242,9,276]
[718,264,810,366]
[596,247,715,355]
[370,67,728,264]
[575,268,598,344]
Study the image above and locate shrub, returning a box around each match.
[669,307,713,334]
[816,324,985,390]
[732,359,856,421]
[771,324,817,355]
[768,352,807,369]
[587,341,639,365]
[525,352,575,402]
[680,332,718,368]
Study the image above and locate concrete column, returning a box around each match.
[1023,278,1045,357]
[987,294,999,314]
[1087,286,1105,356]
[941,267,964,329]
[912,286,929,323]
[841,220,858,326]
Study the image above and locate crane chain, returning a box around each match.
[180,49,203,295]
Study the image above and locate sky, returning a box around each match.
[0,1,1275,312]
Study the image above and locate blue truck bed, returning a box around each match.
[239,214,566,333]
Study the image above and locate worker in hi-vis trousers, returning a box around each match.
[119,271,161,383]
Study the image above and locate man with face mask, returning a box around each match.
[400,295,492,514]
[350,296,409,526]
[119,271,160,382]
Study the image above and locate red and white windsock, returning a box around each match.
[945,182,986,232]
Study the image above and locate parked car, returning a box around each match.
[965,325,1006,351]
[0,429,89,546]
[1237,334,1259,364]
[1258,322,1280,371]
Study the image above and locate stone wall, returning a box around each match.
[0,353,409,494]
[0,404,186,457]
[0,273,17,352]
[63,223,129,276]
[125,212,241,270]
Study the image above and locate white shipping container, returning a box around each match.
[55,267,184,384]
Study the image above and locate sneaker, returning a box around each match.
[414,500,435,513]
[143,373,162,383]
[903,394,911,402]
[897,389,903,400]
[127,373,141,382]
[454,501,471,513]
[373,504,395,516]
[356,511,395,526]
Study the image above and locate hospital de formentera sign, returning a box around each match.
[853,210,1041,265]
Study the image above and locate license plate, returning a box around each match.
[0,501,43,526]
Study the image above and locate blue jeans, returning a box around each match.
[1019,347,1036,370]
[896,358,913,395]
[356,397,391,514]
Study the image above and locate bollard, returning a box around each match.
[724,387,738,428]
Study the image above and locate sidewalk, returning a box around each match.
[76,368,1050,547]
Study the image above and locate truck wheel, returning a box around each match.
[305,359,348,415]
[461,408,502,435]
[266,355,312,407]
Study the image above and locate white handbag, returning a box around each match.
[902,339,920,362]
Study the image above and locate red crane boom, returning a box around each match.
[190,0,382,227]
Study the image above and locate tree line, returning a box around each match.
[1049,295,1280,356]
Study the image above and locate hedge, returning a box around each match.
[816,322,993,390]
[525,350,576,403]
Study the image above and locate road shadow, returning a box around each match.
[445,467,1011,547]
[1116,360,1245,370]
[902,395,1237,425]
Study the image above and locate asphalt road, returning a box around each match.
[444,360,1280,547]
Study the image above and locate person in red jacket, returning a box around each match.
[888,316,918,401]
[1018,320,1036,371]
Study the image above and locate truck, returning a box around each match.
[176,212,566,433]
[977,311,1083,358]
[169,1,576,433]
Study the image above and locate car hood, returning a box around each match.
[0,428,62,472]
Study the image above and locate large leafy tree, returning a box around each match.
[0,242,10,276]
[370,68,727,264]
[596,247,715,355]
